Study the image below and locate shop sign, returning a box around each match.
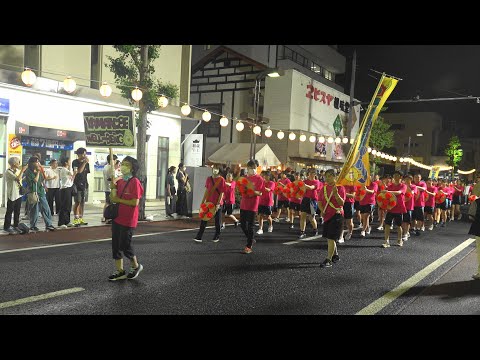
[8,134,22,156]
[0,98,9,114]
[184,134,203,167]
[83,111,135,148]
[20,136,73,150]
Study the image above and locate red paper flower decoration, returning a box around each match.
[291,180,307,199]
[435,192,446,204]
[355,188,366,202]
[199,201,216,221]
[237,177,254,196]
[469,195,477,202]
[376,192,397,210]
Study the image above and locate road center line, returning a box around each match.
[0,287,85,310]
[356,237,476,315]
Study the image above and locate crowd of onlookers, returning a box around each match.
[3,148,92,234]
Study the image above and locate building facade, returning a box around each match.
[0,45,191,206]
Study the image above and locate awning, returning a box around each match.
[15,121,85,142]
[289,156,344,167]
[208,143,281,166]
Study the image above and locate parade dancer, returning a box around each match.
[382,171,407,248]
[318,169,345,268]
[299,168,322,239]
[221,173,239,229]
[257,171,275,234]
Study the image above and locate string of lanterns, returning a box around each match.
[16,67,480,175]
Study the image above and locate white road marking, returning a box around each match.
[356,237,476,315]
[284,235,323,245]
[0,225,227,254]
[0,287,85,310]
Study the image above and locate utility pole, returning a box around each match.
[406,135,411,174]
[348,49,356,140]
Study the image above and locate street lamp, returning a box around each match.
[250,67,284,160]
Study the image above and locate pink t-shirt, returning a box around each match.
[454,185,464,196]
[205,176,226,205]
[289,193,302,204]
[304,179,321,200]
[277,178,291,201]
[447,185,454,199]
[359,182,378,206]
[425,186,437,207]
[114,177,144,228]
[318,184,346,222]
[344,185,355,203]
[224,180,236,205]
[260,180,276,206]
[404,183,417,211]
[240,174,265,212]
[413,181,427,207]
[387,183,407,214]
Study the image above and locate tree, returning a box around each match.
[445,135,463,178]
[368,109,395,173]
[106,45,179,220]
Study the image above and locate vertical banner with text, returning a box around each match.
[8,134,22,159]
[83,111,136,148]
[184,134,203,167]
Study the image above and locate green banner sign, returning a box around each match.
[83,111,135,148]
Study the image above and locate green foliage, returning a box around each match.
[369,116,395,152]
[105,45,179,128]
[444,135,463,168]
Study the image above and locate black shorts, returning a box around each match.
[452,195,462,205]
[277,200,290,209]
[359,204,374,214]
[424,206,434,215]
[289,202,301,211]
[300,197,317,215]
[354,201,360,211]
[74,190,86,204]
[343,202,354,219]
[322,213,344,241]
[412,206,424,221]
[223,203,233,215]
[385,212,403,227]
[258,205,272,216]
[403,210,413,223]
[436,201,447,210]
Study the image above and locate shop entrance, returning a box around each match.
[156,136,169,198]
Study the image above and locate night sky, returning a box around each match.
[337,45,480,139]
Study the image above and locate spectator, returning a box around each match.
[102,154,118,223]
[176,162,189,219]
[4,157,26,234]
[165,166,177,219]
[45,159,60,216]
[108,156,144,281]
[57,157,75,228]
[25,156,55,232]
[72,148,90,226]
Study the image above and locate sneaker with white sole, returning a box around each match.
[377,226,384,231]
[267,226,273,233]
[273,218,280,223]
[127,264,143,280]
[108,269,127,281]
[221,224,226,230]
[337,238,345,244]
[382,242,390,248]
[345,232,352,241]
[193,238,202,243]
[360,230,366,237]
[320,258,333,268]
[366,226,371,235]
[397,240,404,247]
[256,229,263,235]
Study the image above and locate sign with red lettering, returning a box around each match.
[83,111,135,148]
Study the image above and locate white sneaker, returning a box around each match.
[406,232,411,238]
[402,235,408,241]
[284,218,291,223]
[421,226,425,231]
[273,218,280,223]
[366,226,371,235]
[267,226,273,233]
[337,237,345,243]
[221,223,226,230]
[377,226,384,231]
[360,230,366,237]
[256,229,263,235]
[345,232,352,241]
[428,225,434,231]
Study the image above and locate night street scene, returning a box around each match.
[0,44,479,317]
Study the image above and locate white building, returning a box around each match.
[0,45,191,206]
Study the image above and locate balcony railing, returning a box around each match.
[277,45,334,82]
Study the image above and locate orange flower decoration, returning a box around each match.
[435,192,446,204]
[376,192,397,210]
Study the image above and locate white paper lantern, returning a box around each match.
[236,121,244,132]
[335,137,341,144]
[265,128,272,137]
[202,111,211,122]
[299,134,306,142]
[181,104,191,116]
[367,147,372,153]
[327,136,334,143]
[21,68,36,86]
[318,136,325,143]
[372,149,377,155]
[99,82,112,97]
[309,135,316,143]
[253,125,261,134]
[342,137,349,144]
[289,132,296,141]
[220,116,229,127]
[63,76,76,93]
[158,96,169,108]
[277,131,285,140]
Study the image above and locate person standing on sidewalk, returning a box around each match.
[317,169,345,268]
[45,159,60,216]
[240,159,265,254]
[176,162,190,219]
[72,148,90,226]
[25,156,55,232]
[57,157,74,228]
[165,166,177,219]
[194,164,226,243]
[4,157,27,234]
[108,156,144,281]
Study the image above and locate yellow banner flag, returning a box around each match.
[337,74,398,187]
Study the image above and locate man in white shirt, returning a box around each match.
[45,159,60,216]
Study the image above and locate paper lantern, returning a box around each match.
[158,96,169,108]
[21,68,36,86]
[63,76,76,93]
[99,82,112,97]
[202,111,211,122]
[236,121,244,131]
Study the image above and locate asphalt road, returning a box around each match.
[0,218,477,315]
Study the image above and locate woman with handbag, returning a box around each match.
[25,156,55,232]
[107,156,145,281]
[176,162,190,219]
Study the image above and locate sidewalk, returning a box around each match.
[0,199,171,235]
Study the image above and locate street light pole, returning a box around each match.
[251,78,261,160]
[406,135,411,173]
